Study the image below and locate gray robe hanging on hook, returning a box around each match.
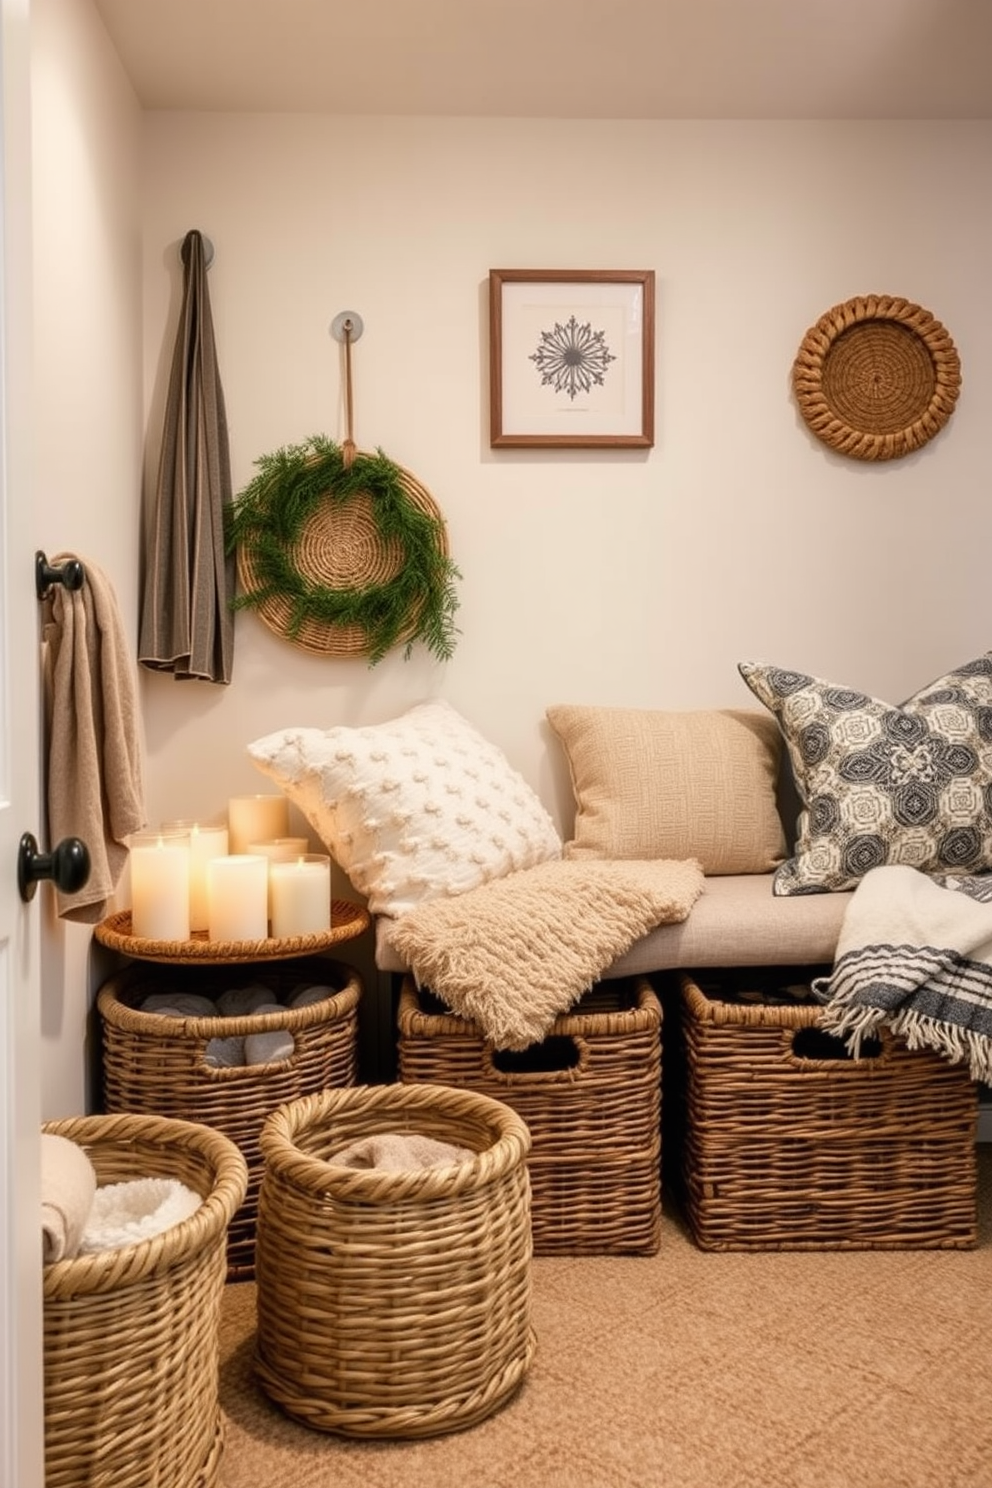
[138,228,235,683]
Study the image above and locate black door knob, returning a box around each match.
[17,832,91,903]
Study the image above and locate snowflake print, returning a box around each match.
[529,315,616,400]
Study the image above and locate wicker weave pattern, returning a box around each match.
[98,957,361,1279]
[42,1112,247,1488]
[94,899,370,963]
[679,973,978,1251]
[254,1082,534,1439]
[237,461,449,658]
[398,977,662,1255]
[792,294,961,461]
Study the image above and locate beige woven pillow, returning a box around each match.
[546,705,786,875]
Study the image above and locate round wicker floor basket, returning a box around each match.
[254,1081,535,1439]
[42,1112,248,1488]
[97,957,362,1279]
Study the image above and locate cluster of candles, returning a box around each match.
[128,794,332,943]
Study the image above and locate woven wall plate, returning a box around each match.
[231,438,458,663]
[792,295,961,462]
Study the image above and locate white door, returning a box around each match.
[0,1,46,1485]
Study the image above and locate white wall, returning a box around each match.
[32,0,141,1115]
[140,114,992,834]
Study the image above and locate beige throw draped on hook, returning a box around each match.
[43,556,147,922]
[139,228,235,683]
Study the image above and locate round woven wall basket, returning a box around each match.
[235,449,453,661]
[792,295,961,462]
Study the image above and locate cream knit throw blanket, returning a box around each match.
[390,857,704,1049]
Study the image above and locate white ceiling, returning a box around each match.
[91,0,992,119]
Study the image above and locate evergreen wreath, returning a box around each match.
[226,434,460,664]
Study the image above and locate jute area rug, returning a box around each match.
[216,1147,992,1488]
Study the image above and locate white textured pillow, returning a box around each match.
[248,700,562,917]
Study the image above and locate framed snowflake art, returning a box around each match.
[489,269,655,448]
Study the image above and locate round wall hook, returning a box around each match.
[330,311,364,344]
[180,231,214,269]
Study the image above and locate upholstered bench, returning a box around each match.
[374,869,850,979]
[369,699,851,984]
[247,652,992,1084]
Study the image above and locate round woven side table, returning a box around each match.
[94,902,370,1279]
[254,1081,535,1438]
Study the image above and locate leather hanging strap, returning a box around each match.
[342,319,357,470]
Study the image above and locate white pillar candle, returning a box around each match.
[129,832,190,942]
[269,855,332,939]
[206,854,269,942]
[247,837,311,921]
[162,820,230,933]
[228,795,290,855]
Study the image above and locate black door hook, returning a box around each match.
[17,832,91,902]
[36,550,85,601]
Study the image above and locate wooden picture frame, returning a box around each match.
[489,269,655,448]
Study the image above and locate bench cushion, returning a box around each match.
[376,872,851,977]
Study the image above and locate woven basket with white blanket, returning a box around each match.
[42,1111,247,1488]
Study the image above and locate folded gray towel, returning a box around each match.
[141,991,217,1017]
[217,983,274,1016]
[244,1004,294,1065]
[289,983,334,1008]
[203,1036,245,1068]
[244,1029,294,1065]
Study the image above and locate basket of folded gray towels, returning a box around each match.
[41,1112,247,1488]
[96,956,362,1278]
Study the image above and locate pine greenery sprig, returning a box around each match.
[226,435,460,665]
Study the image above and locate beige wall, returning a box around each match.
[139,113,992,838]
[31,1,992,1113]
[32,0,141,1115]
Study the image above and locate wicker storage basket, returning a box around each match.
[43,1112,248,1488]
[398,976,662,1255]
[254,1081,534,1439]
[679,971,978,1251]
[97,956,361,1279]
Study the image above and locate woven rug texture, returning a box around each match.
[215,1145,992,1488]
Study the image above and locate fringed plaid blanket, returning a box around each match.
[813,864,992,1083]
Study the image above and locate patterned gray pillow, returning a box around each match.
[738,655,992,894]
